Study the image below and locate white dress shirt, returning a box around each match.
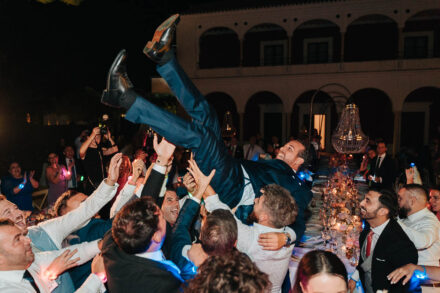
[205,194,296,293]
[32,180,118,250]
[398,207,440,266]
[0,240,105,293]
[243,144,264,160]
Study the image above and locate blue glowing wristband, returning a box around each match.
[414,265,427,279]
[18,184,24,189]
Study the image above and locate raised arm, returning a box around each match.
[79,127,100,160]
[102,129,118,156]
[140,134,175,201]
[36,153,122,249]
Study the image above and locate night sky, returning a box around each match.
[0,0,211,172]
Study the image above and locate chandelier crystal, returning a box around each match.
[331,104,368,154]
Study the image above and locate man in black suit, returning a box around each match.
[349,189,419,293]
[102,196,183,293]
[367,142,396,189]
[229,136,244,159]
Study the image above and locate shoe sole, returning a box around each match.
[144,14,180,55]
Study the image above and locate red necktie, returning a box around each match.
[366,230,374,258]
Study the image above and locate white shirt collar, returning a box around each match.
[404,207,430,222]
[378,154,386,159]
[135,250,165,262]
[0,270,26,283]
[371,219,390,236]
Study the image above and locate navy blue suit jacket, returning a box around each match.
[170,199,200,280]
[241,159,313,242]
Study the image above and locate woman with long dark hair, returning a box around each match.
[292,250,348,293]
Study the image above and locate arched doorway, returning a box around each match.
[205,92,238,135]
[351,88,394,143]
[402,87,440,149]
[292,90,337,151]
[244,91,283,145]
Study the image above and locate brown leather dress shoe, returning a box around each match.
[143,14,180,64]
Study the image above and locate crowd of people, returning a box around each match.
[0,14,439,293]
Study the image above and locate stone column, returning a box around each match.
[392,111,402,156]
[239,112,244,143]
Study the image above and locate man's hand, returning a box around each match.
[387,263,418,285]
[188,243,208,267]
[153,134,175,166]
[182,172,196,194]
[106,153,123,186]
[29,170,35,179]
[130,159,145,185]
[258,232,286,251]
[91,254,106,283]
[44,249,80,280]
[348,279,356,293]
[187,158,215,200]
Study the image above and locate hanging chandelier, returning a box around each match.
[221,111,237,138]
[331,103,368,154]
[308,83,368,154]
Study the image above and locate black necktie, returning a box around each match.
[70,159,77,188]
[23,270,40,293]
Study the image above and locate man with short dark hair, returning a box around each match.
[0,153,122,293]
[170,170,238,280]
[367,142,396,189]
[203,182,297,293]
[397,184,440,267]
[0,218,106,292]
[349,189,419,293]
[100,15,312,241]
[102,196,183,293]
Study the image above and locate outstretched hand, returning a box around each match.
[153,134,175,165]
[107,153,123,186]
[387,263,418,285]
[44,249,80,280]
[186,157,215,199]
[182,172,197,194]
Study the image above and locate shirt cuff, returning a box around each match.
[204,194,220,212]
[182,244,192,261]
[350,269,360,282]
[80,273,107,292]
[101,179,119,193]
[189,196,201,205]
[153,164,167,174]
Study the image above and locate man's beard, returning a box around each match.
[247,211,258,225]
[398,206,410,219]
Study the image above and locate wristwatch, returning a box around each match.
[284,232,293,247]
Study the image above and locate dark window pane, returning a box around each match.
[404,36,428,59]
[307,42,329,64]
[263,44,285,66]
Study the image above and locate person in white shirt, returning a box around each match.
[243,136,265,161]
[397,184,440,266]
[0,218,106,293]
[186,158,297,293]
[0,153,122,293]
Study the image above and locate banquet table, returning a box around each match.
[288,176,367,292]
